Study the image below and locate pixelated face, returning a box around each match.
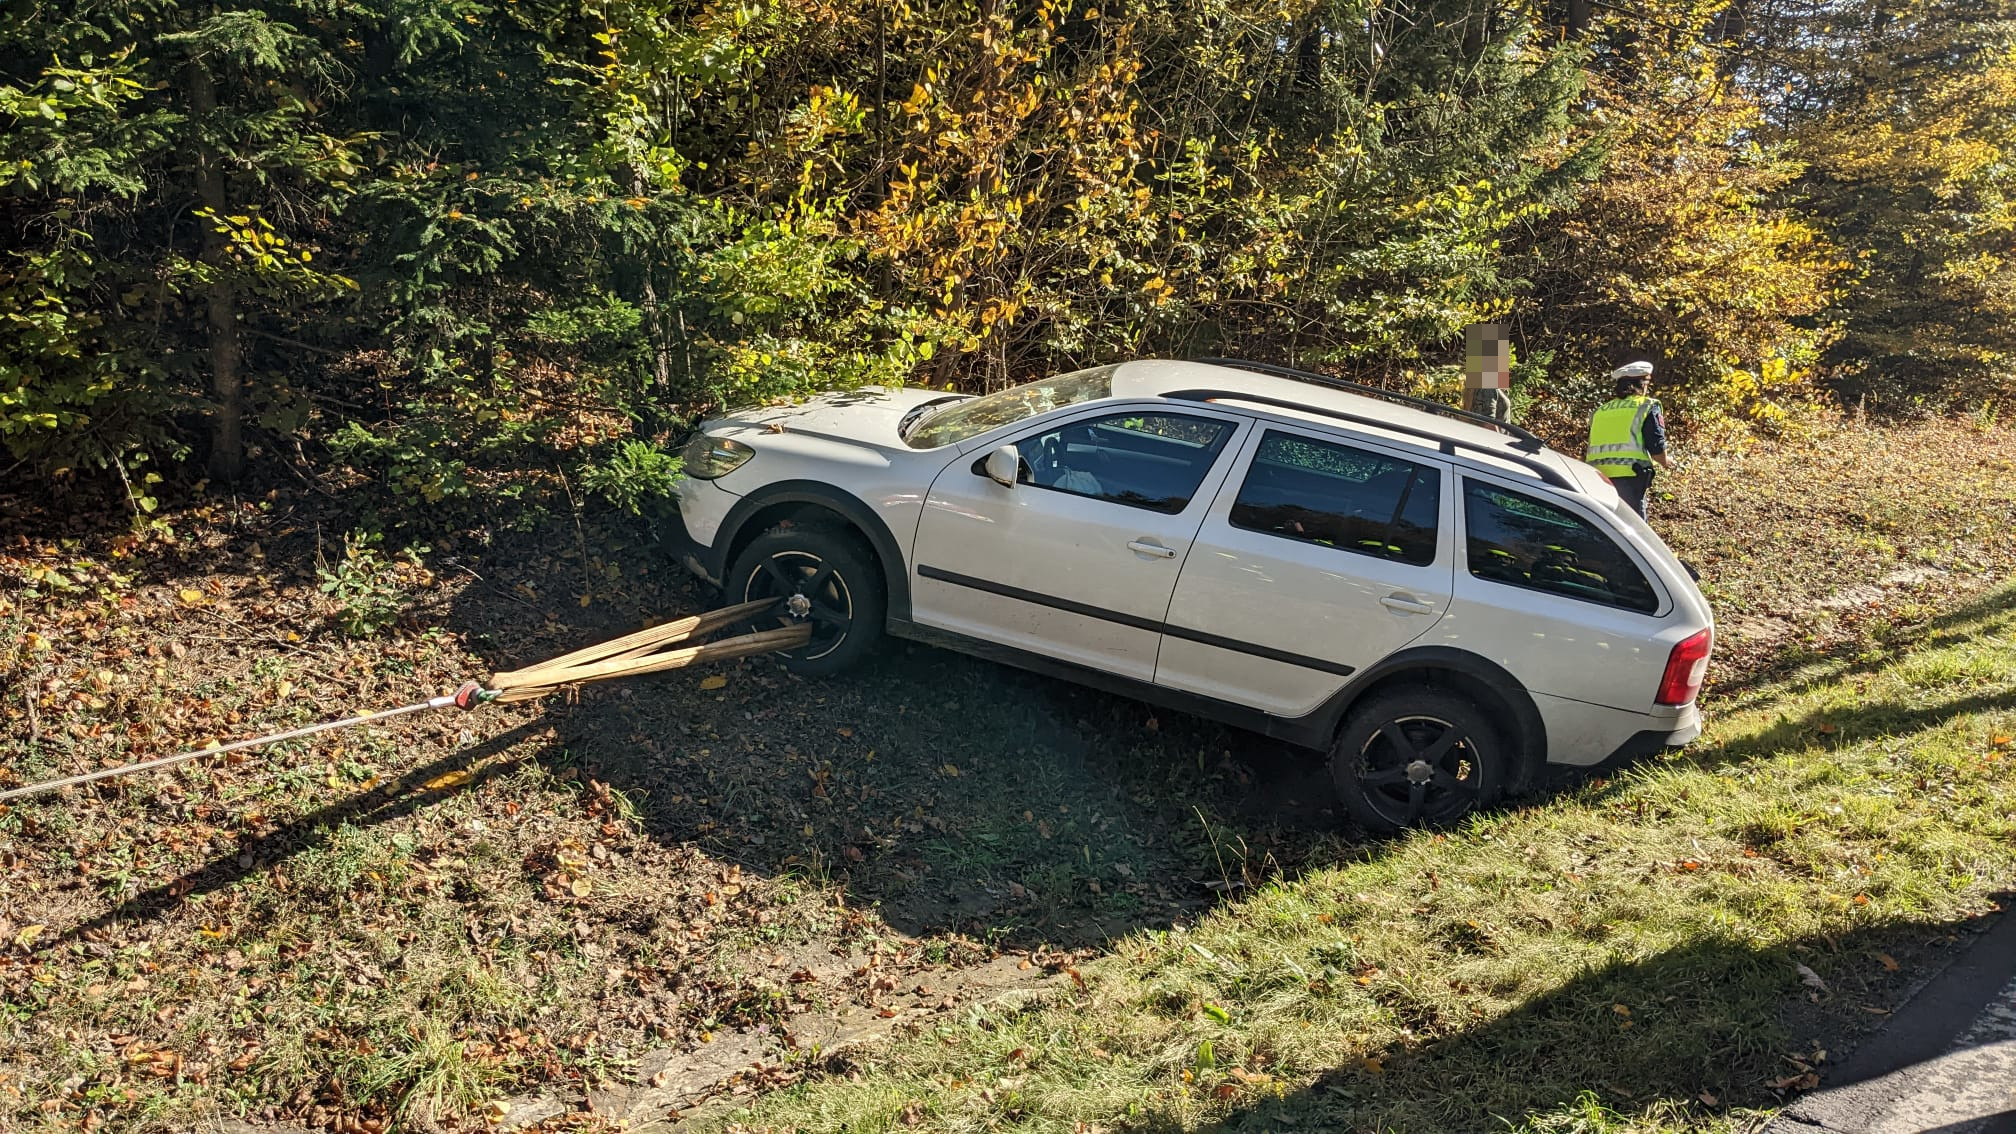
[1464,324,1511,388]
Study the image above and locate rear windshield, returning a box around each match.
[904,365,1118,448]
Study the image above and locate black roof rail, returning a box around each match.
[1189,357,1547,453]
[1163,388,1579,492]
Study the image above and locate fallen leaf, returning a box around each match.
[570,877,592,898]
[1993,735,2012,747]
[178,588,204,604]
[1795,963,1830,993]
[1876,952,1900,972]
[1767,1072,1821,1091]
[940,763,960,777]
[699,674,728,691]
[424,769,473,792]
[1202,1003,1231,1023]
[14,924,46,949]
[1612,1003,1631,1016]
[1699,1090,1719,1106]
[276,679,293,699]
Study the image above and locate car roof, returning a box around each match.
[1108,358,1585,491]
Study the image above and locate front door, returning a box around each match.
[1155,426,1455,718]
[909,409,1248,681]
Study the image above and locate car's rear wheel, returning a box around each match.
[728,525,885,676]
[1330,689,1505,833]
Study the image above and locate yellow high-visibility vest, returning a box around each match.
[1585,395,1659,476]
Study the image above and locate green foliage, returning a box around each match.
[2,0,2009,500]
[317,531,425,638]
[579,439,683,516]
[1761,1,2016,407]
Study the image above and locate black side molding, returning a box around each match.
[915,565,1356,678]
[886,623,1546,762]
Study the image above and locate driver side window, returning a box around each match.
[1019,412,1235,514]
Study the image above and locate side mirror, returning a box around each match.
[982,444,1020,487]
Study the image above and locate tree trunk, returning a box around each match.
[189,59,243,481]
[1566,0,1591,37]
[637,249,677,438]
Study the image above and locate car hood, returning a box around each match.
[711,386,966,447]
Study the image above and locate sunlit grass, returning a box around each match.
[720,585,2016,1133]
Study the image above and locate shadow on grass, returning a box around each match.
[6,485,1345,957]
[1709,583,2016,707]
[514,632,1345,949]
[35,484,2012,957]
[54,721,550,948]
[1188,902,2011,1133]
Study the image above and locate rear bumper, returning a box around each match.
[1600,721,1701,768]
[1532,691,1700,767]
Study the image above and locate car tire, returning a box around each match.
[727,525,886,677]
[1329,689,1506,833]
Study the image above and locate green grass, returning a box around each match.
[715,585,2016,1133]
[8,419,2016,1132]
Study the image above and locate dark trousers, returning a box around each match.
[1610,470,1654,518]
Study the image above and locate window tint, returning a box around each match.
[1228,431,1442,566]
[1020,412,1234,513]
[1462,479,1659,613]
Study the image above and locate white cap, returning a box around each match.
[1608,361,1655,380]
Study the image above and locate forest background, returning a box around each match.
[4,0,2014,518]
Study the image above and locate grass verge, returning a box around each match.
[3,416,2014,1132]
[715,582,2016,1133]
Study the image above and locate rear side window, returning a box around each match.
[1020,412,1235,513]
[1462,479,1659,613]
[1229,431,1442,566]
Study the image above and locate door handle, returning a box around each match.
[1126,540,1178,559]
[1380,593,1436,614]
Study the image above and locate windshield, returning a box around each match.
[903,364,1120,448]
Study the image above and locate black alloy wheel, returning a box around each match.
[1330,690,1505,833]
[728,526,885,676]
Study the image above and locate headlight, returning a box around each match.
[682,433,756,480]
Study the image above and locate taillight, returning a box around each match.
[1656,628,1713,706]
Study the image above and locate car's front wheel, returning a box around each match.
[1329,689,1505,833]
[728,525,886,676]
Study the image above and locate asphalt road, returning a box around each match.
[1768,907,2016,1134]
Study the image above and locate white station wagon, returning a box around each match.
[665,359,1712,830]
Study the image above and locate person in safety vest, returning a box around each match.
[1584,360,1673,518]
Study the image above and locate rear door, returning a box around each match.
[909,407,1249,681]
[1448,474,1675,712]
[1154,425,1455,717]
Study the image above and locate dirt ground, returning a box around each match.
[4,415,2015,1132]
